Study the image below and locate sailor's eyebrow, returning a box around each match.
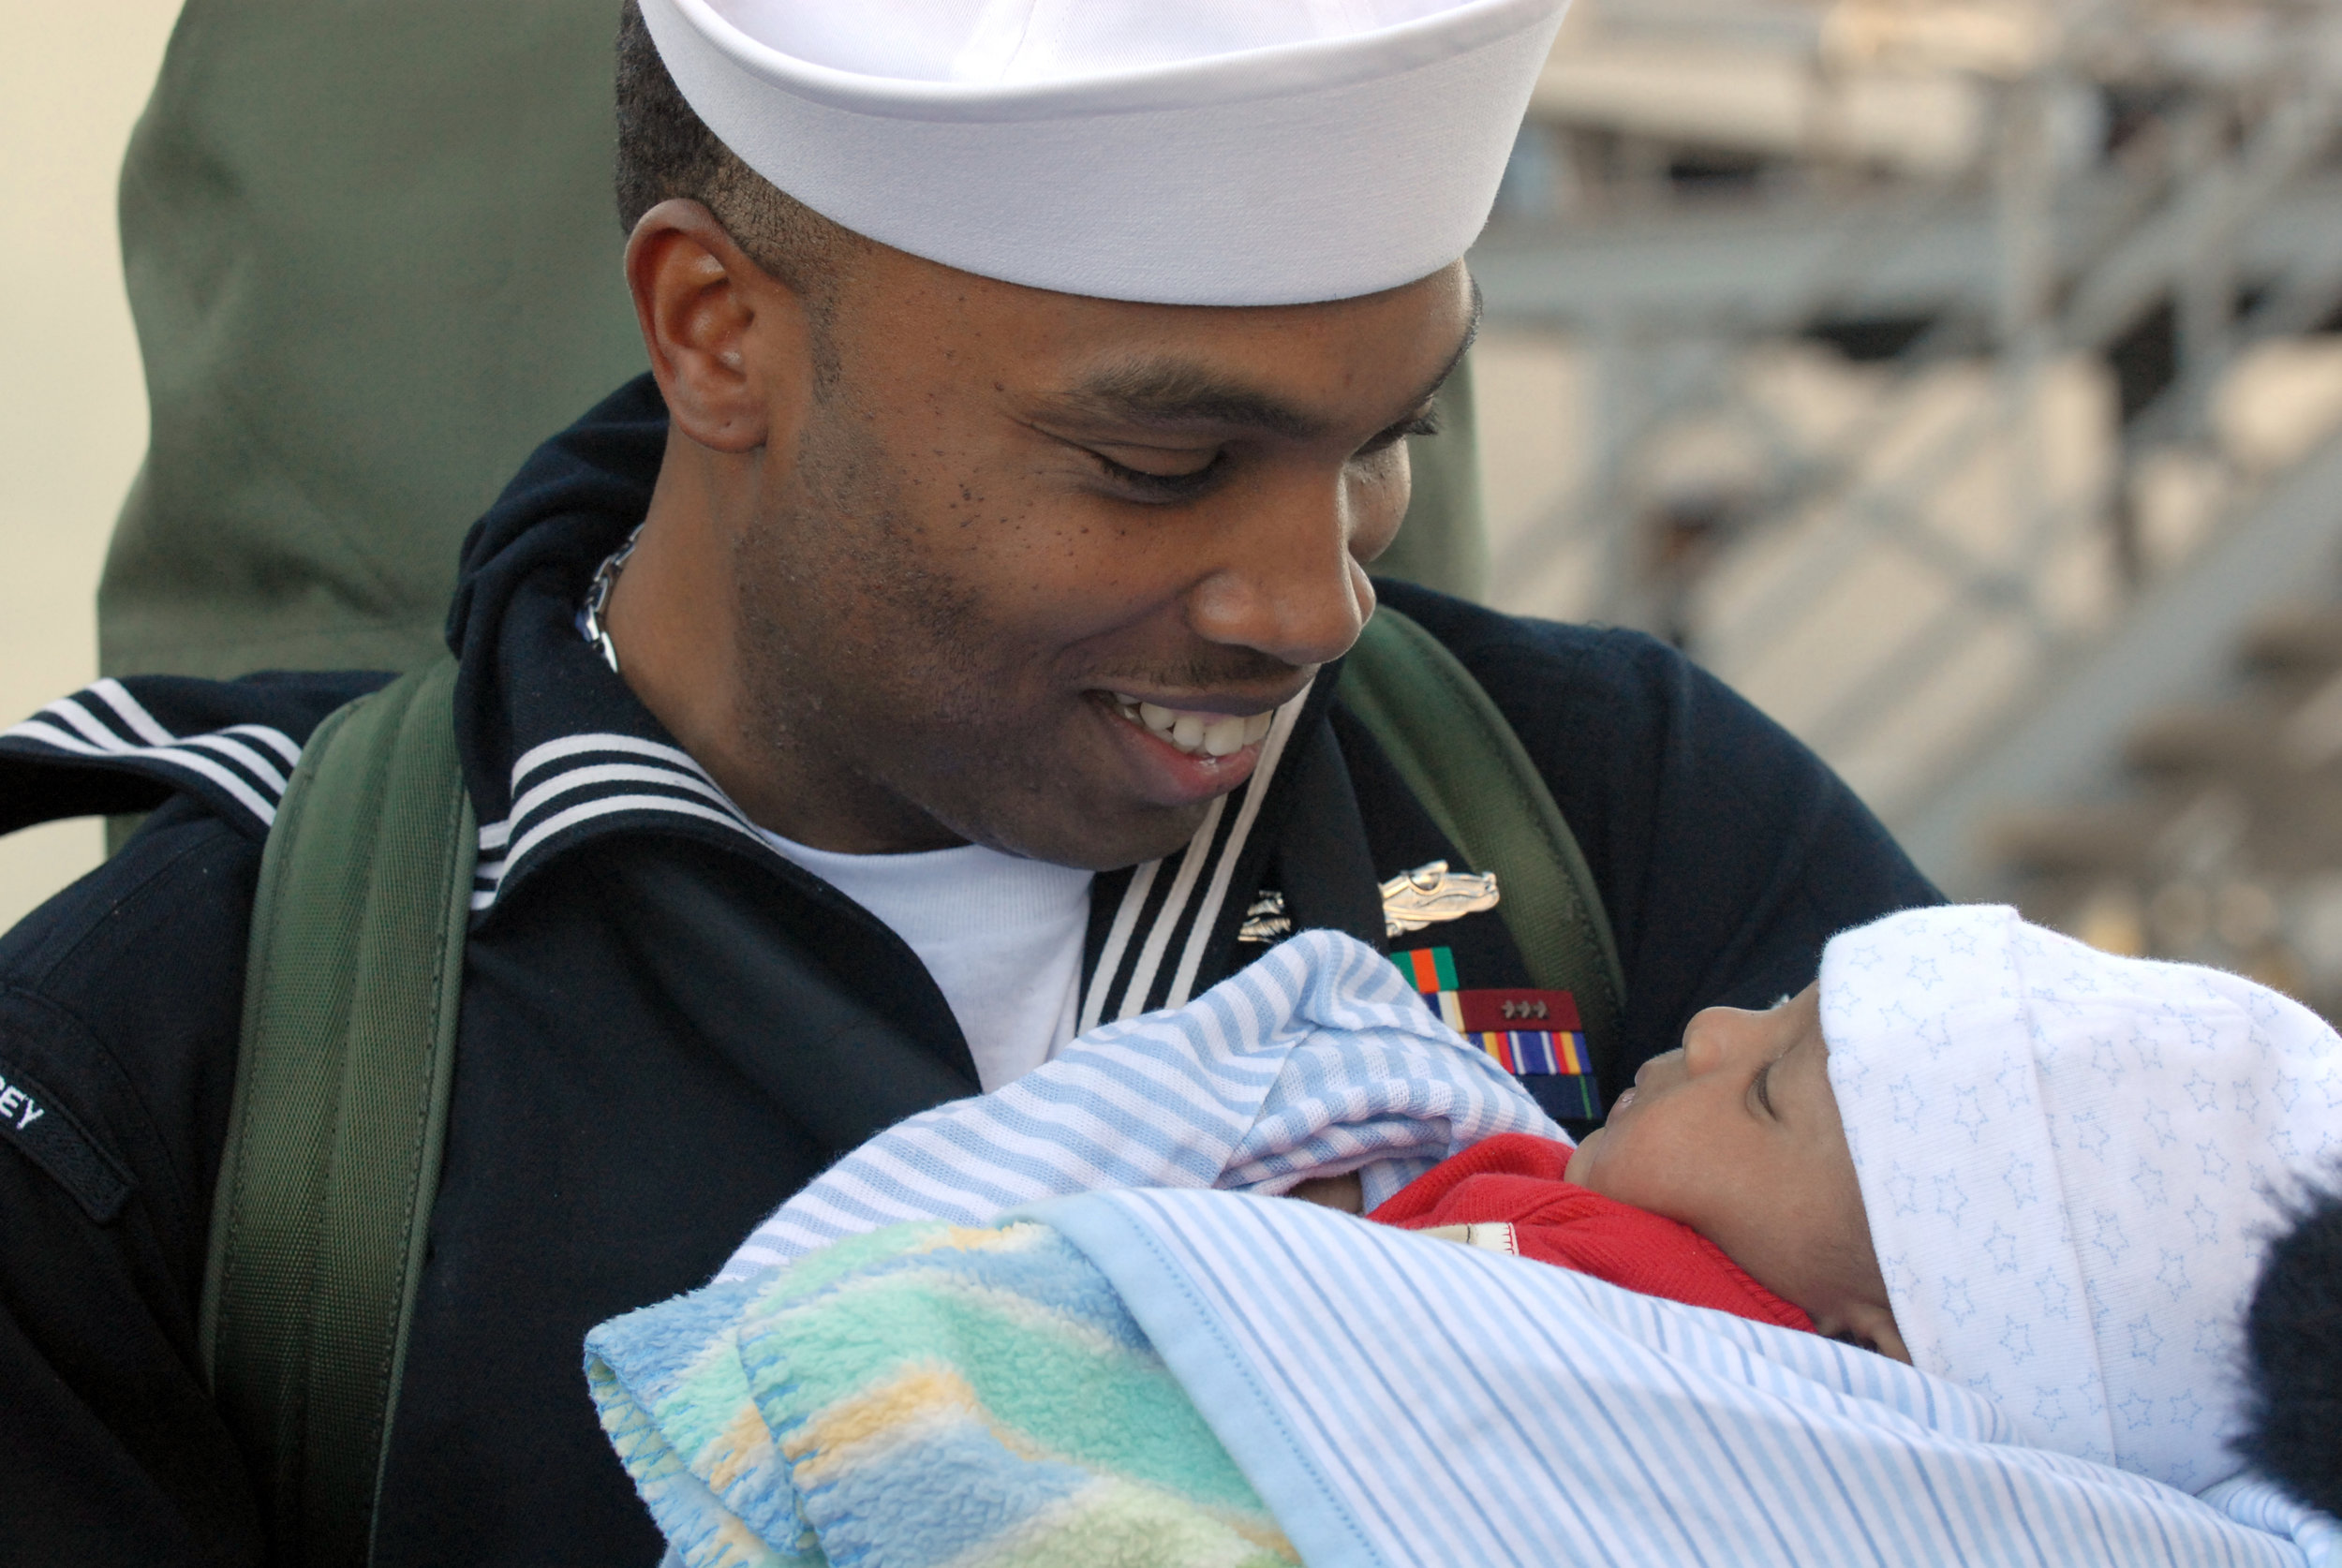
[1051,285,1484,441]
[1056,362,1326,438]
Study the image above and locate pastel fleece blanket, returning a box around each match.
[589,1217,1291,1568]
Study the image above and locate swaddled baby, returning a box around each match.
[590,908,2339,1568]
[1363,904,2342,1512]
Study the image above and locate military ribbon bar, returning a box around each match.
[1389,947,1603,1117]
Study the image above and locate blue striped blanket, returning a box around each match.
[1051,1189,2340,1568]
[716,930,1562,1281]
[593,1192,2339,1568]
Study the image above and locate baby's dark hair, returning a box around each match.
[2233,1173,2342,1516]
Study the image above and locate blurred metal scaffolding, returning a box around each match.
[1480,0,2342,884]
[1471,0,2342,1011]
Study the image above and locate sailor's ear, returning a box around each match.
[624,198,808,454]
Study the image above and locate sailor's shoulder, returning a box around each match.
[0,668,395,841]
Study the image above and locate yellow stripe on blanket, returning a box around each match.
[589,1218,1297,1566]
[962,1475,1297,1568]
[783,1362,1297,1565]
[704,1398,781,1495]
[783,1362,991,1478]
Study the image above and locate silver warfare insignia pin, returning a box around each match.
[1380,860,1500,938]
[1238,890,1294,944]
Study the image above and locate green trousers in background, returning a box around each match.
[99,0,1487,685]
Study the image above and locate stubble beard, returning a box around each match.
[728,397,1144,862]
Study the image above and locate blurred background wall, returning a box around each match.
[13,0,2342,1027]
[0,2,185,932]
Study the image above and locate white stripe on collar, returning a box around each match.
[469,791,769,910]
[1,685,302,831]
[470,733,762,908]
[1164,695,1307,1010]
[1081,677,1315,1027]
[1079,858,1161,1034]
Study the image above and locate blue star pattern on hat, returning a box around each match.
[1821,904,2342,1494]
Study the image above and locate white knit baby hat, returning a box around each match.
[1820,905,2342,1493]
[637,0,1572,305]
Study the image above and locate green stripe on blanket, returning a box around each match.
[586,1220,1297,1568]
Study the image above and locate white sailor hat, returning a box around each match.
[638,0,1571,306]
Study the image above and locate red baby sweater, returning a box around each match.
[1367,1132,1815,1332]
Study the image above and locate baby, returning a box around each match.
[1358,903,2342,1510]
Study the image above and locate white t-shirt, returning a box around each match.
[756,829,1093,1092]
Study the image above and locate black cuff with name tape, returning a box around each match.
[0,1054,132,1223]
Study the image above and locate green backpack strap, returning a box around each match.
[1341,607,1627,1074]
[200,655,473,1567]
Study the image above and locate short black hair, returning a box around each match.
[612,0,860,298]
[2233,1173,2342,1516]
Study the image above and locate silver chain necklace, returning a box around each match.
[580,524,645,674]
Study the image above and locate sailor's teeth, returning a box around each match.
[1202,716,1247,756]
[1118,695,1277,757]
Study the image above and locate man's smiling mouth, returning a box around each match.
[1106,693,1277,757]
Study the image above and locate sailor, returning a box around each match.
[0,2,1938,1561]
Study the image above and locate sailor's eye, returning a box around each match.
[1358,411,1440,457]
[1092,450,1224,500]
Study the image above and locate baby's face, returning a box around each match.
[1565,985,1906,1358]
